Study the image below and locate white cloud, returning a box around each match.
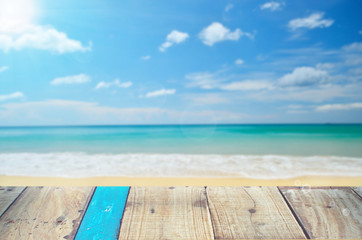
[187,94,229,105]
[288,12,334,30]
[256,54,268,61]
[249,83,356,103]
[186,67,359,103]
[119,81,132,88]
[141,55,151,60]
[159,30,189,52]
[198,22,253,46]
[0,99,167,125]
[95,79,132,89]
[51,74,91,85]
[344,52,362,66]
[278,67,329,87]
[0,92,24,101]
[235,59,244,65]
[342,42,362,52]
[221,80,273,91]
[359,30,362,35]
[187,67,329,92]
[0,99,246,125]
[186,70,276,92]
[0,0,37,33]
[316,63,334,70]
[145,88,176,98]
[0,66,9,72]
[0,1,91,53]
[185,58,362,105]
[260,2,282,11]
[286,104,305,110]
[284,104,310,114]
[0,25,91,53]
[186,71,224,89]
[315,102,362,112]
[225,4,233,12]
[186,70,275,91]
[184,40,362,106]
[287,110,309,114]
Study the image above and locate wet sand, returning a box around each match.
[0,175,361,186]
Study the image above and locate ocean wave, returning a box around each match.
[0,152,361,179]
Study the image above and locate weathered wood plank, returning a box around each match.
[207,186,306,239]
[118,187,214,240]
[0,186,94,240]
[75,187,129,240]
[280,187,362,239]
[351,187,362,198]
[0,187,25,217]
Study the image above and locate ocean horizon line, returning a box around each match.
[1,122,362,128]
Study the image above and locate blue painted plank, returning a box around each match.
[75,187,130,240]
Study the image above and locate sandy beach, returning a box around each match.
[1,175,361,186]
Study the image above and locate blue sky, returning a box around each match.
[0,0,362,125]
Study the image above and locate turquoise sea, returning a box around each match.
[1,124,362,156]
[1,124,362,178]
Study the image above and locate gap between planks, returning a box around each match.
[0,187,26,219]
[206,186,307,239]
[279,186,362,239]
[0,187,94,240]
[75,187,129,240]
[1,186,361,240]
[118,186,215,240]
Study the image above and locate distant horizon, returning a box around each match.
[1,122,362,128]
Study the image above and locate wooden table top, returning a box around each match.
[0,186,361,239]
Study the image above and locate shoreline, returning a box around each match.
[1,175,361,186]
[2,153,362,179]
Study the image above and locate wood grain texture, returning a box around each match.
[207,186,306,239]
[75,187,129,240]
[0,187,25,217]
[118,187,214,240]
[0,187,94,240]
[280,187,362,239]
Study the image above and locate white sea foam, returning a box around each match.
[0,153,361,179]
